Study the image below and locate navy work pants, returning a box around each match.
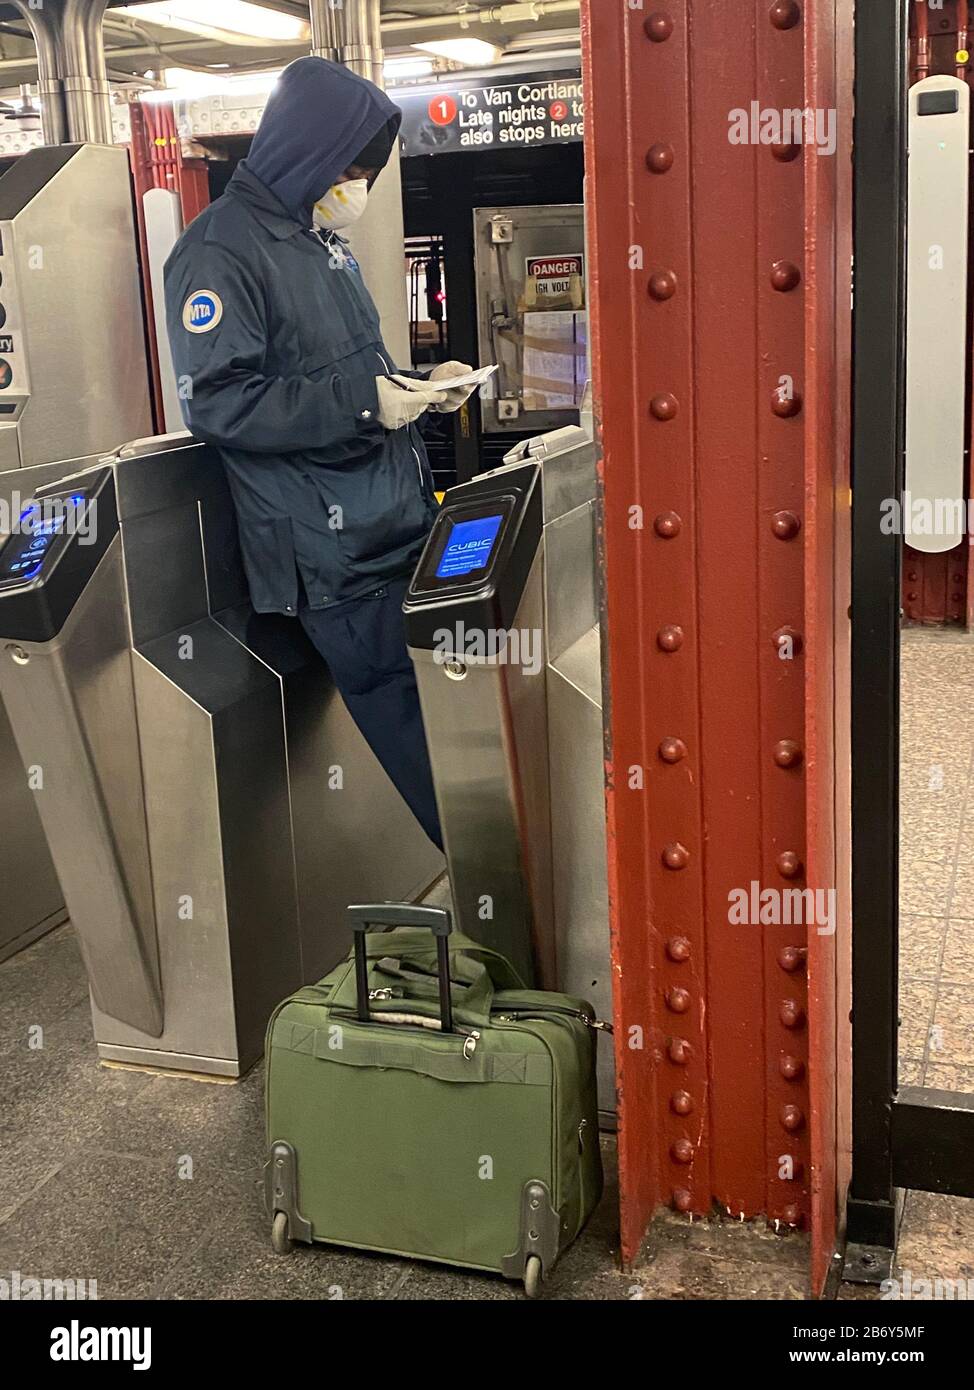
[298,576,443,851]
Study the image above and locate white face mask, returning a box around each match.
[312,178,369,231]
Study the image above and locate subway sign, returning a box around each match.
[398,76,584,156]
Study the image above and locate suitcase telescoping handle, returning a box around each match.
[347,904,454,1033]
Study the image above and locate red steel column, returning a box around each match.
[804,0,854,1299]
[583,0,711,1251]
[127,101,166,435]
[583,0,851,1285]
[127,100,213,433]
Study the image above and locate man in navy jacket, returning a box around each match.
[165,58,474,849]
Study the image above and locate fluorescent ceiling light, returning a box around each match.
[384,57,436,81]
[114,3,308,44]
[164,67,227,89]
[142,67,283,103]
[414,39,503,67]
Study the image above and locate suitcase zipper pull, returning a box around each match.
[368,987,398,1001]
[461,1029,481,1059]
[578,1119,588,1151]
[493,1006,613,1033]
[570,1010,613,1033]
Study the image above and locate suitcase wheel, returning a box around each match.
[523,1255,543,1300]
[271,1211,294,1256]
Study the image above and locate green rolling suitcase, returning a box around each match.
[263,903,606,1297]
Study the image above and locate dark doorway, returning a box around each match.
[848,0,974,1283]
[402,142,584,483]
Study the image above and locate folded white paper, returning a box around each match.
[391,364,498,393]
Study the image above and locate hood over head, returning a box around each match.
[241,56,402,224]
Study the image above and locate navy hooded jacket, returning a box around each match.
[163,57,438,616]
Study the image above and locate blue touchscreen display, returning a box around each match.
[0,495,86,583]
[435,513,504,580]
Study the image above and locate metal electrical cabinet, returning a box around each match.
[473,204,588,435]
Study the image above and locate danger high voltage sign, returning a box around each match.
[397,76,585,156]
[526,255,585,295]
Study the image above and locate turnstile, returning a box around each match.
[404,423,613,1113]
[0,143,153,959]
[0,435,442,1075]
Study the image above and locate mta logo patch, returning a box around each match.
[182,290,223,334]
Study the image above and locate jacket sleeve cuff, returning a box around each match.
[353,373,382,429]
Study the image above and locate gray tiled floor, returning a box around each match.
[900,629,974,1089]
[0,919,813,1300]
[894,629,974,1295]
[2,631,972,1299]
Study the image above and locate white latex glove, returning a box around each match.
[391,362,477,414]
[375,376,447,431]
[428,360,477,414]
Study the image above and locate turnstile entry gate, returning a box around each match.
[0,142,153,961]
[0,435,442,1076]
[404,422,613,1114]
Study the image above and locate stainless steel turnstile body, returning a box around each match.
[0,436,442,1075]
[405,425,612,1112]
[0,142,153,959]
[0,144,151,470]
[0,455,110,962]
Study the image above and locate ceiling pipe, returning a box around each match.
[365,0,385,90]
[310,0,380,84]
[11,0,113,144]
[308,0,341,63]
[382,1,580,33]
[388,50,582,90]
[9,2,66,144]
[308,0,410,365]
[61,0,113,143]
[0,39,308,74]
[0,3,581,87]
